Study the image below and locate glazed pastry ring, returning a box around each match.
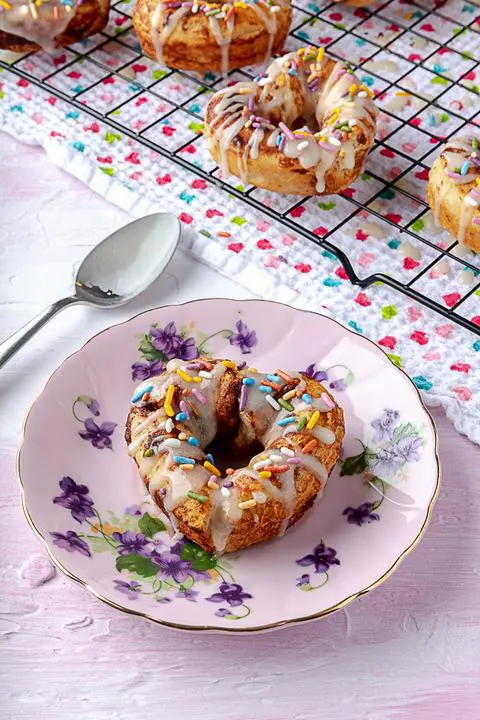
[0,0,110,53]
[427,134,480,253]
[133,0,292,76]
[204,47,377,195]
[125,358,345,554]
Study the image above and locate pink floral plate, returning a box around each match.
[18,299,440,633]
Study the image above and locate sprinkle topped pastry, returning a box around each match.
[0,0,109,52]
[204,46,377,195]
[125,357,345,554]
[427,135,480,253]
[132,0,292,76]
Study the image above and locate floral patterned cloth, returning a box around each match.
[0,0,479,442]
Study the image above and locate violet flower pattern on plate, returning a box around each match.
[296,541,341,592]
[341,409,425,525]
[73,395,117,451]
[50,479,253,620]
[131,319,258,381]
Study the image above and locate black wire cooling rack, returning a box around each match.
[1,0,479,336]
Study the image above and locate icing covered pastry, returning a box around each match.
[125,358,345,554]
[132,0,292,76]
[204,46,377,195]
[0,0,110,53]
[427,134,480,253]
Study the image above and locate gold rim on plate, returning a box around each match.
[16,298,441,633]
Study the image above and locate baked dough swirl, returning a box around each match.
[204,46,377,195]
[133,0,292,75]
[126,358,345,554]
[427,134,480,253]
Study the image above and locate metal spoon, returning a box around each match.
[0,213,180,370]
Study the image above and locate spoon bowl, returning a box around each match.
[0,213,180,369]
[75,213,180,306]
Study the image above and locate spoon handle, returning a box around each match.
[0,296,79,370]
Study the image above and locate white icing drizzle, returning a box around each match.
[128,361,340,553]
[149,0,287,76]
[206,49,377,192]
[0,0,76,50]
[151,4,190,67]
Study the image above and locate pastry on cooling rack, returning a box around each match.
[0,0,110,53]
[427,134,480,253]
[125,358,345,554]
[204,46,377,195]
[132,0,292,76]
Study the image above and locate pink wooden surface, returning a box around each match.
[1,135,480,719]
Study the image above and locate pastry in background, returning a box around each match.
[427,135,480,253]
[132,0,292,76]
[0,0,110,53]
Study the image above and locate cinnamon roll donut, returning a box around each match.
[0,0,110,53]
[427,134,480,253]
[125,358,345,554]
[204,46,377,195]
[132,0,292,76]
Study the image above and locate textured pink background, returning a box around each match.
[1,135,480,719]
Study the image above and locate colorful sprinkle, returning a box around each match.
[306,410,320,430]
[321,392,335,409]
[239,383,248,412]
[177,368,192,383]
[187,491,208,503]
[303,439,318,454]
[164,438,181,448]
[265,395,281,410]
[174,455,195,465]
[131,385,153,403]
[259,384,273,393]
[238,499,257,509]
[222,360,237,369]
[204,460,221,476]
[297,416,307,431]
[192,389,207,404]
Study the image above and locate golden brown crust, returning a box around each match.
[0,0,110,52]
[132,0,292,73]
[126,362,344,554]
[204,55,376,196]
[427,156,480,253]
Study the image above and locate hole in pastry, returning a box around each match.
[291,114,320,134]
[204,435,264,476]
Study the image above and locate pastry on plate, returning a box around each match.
[132,0,292,75]
[0,0,110,53]
[204,45,377,195]
[126,357,345,554]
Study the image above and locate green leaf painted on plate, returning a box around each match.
[231,216,247,225]
[138,512,166,538]
[116,553,158,577]
[180,543,217,571]
[340,448,368,476]
[138,333,168,362]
